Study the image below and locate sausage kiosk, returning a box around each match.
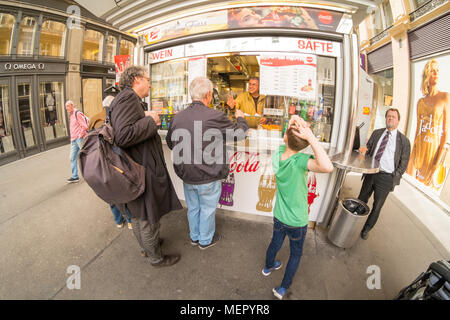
[139,2,373,228]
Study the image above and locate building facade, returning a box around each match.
[0,0,135,165]
[358,0,450,209]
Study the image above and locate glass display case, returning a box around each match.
[150,59,188,114]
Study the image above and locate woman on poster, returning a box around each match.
[406,59,449,187]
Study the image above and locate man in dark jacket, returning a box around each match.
[166,77,248,250]
[110,66,182,267]
[358,108,411,240]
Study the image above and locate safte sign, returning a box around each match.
[150,45,185,63]
[296,39,340,56]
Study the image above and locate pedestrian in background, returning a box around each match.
[65,100,88,183]
[110,65,182,267]
[166,77,248,250]
[263,115,333,300]
[110,204,132,229]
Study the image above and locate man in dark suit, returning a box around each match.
[358,108,411,240]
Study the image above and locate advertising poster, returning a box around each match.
[405,54,450,199]
[145,11,228,45]
[145,6,346,45]
[228,6,343,31]
[357,68,374,145]
[114,55,132,85]
[259,54,317,100]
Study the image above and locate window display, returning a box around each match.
[39,81,67,141]
[150,59,188,119]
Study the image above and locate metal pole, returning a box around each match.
[343,32,360,160]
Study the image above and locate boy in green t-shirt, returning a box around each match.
[263,115,333,300]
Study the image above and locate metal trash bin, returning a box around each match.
[328,198,370,248]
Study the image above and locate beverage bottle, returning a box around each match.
[307,102,314,121]
[161,115,167,130]
[219,173,235,207]
[289,98,296,115]
[300,101,307,121]
[282,117,289,136]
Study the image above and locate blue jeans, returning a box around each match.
[183,180,221,246]
[69,138,83,179]
[110,204,131,224]
[265,217,308,289]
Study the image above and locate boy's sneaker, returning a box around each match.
[67,177,79,183]
[127,223,133,230]
[272,286,287,300]
[262,261,282,276]
[199,234,221,250]
[116,221,124,228]
[190,238,199,246]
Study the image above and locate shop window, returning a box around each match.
[0,13,15,55]
[105,78,115,89]
[18,16,37,56]
[82,29,104,62]
[150,59,188,113]
[17,81,36,148]
[39,20,66,57]
[150,52,336,143]
[369,69,394,132]
[105,35,117,64]
[119,39,134,61]
[39,81,67,141]
[0,84,15,154]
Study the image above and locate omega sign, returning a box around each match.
[4,63,45,71]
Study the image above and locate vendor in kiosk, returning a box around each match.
[226,77,267,126]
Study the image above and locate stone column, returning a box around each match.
[388,14,410,133]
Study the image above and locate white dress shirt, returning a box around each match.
[374,129,397,173]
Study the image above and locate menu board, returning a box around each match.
[259,54,317,99]
[187,57,207,103]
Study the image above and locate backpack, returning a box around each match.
[75,110,90,127]
[78,121,146,204]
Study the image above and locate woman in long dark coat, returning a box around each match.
[110,66,182,267]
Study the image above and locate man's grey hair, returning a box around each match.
[249,77,259,82]
[190,77,213,101]
[119,65,148,90]
[65,100,74,107]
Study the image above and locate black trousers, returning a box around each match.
[358,172,394,232]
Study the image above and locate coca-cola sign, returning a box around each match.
[229,151,260,173]
[318,11,333,24]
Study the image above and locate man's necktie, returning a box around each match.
[375,131,390,163]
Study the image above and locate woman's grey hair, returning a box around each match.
[119,65,148,90]
[189,77,213,101]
